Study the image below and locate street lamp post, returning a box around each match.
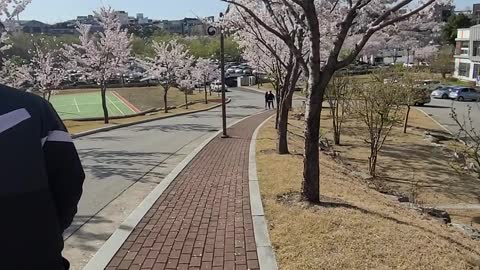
[219,12,228,138]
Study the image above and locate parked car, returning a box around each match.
[225,76,238,87]
[242,69,253,75]
[449,87,480,101]
[431,86,455,99]
[414,88,431,106]
[227,66,238,73]
[210,80,229,92]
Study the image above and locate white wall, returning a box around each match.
[454,58,476,81]
[457,28,470,40]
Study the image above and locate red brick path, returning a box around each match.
[106,112,272,270]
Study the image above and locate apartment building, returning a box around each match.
[454,25,480,84]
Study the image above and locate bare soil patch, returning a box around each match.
[321,108,480,206]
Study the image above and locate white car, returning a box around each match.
[210,81,228,92]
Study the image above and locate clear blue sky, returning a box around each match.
[20,0,228,23]
[18,0,474,24]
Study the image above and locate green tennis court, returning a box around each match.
[50,91,138,120]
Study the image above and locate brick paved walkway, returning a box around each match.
[106,112,273,270]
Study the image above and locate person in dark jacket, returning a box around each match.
[267,91,275,109]
[264,91,268,109]
[0,84,85,270]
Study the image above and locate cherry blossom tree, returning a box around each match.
[0,58,29,88]
[415,45,438,65]
[177,56,195,109]
[224,7,304,154]
[193,58,219,104]
[141,40,190,113]
[0,0,31,88]
[224,0,445,202]
[0,0,30,51]
[20,40,64,100]
[63,7,132,124]
[0,29,10,59]
[0,0,31,19]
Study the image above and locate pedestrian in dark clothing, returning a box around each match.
[265,91,269,109]
[267,91,275,109]
[0,84,85,270]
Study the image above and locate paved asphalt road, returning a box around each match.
[418,98,480,136]
[70,88,266,234]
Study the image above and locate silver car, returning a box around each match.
[431,86,454,99]
[449,87,480,101]
[210,80,229,92]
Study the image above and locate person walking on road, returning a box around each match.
[267,91,276,110]
[0,84,85,270]
[264,91,269,109]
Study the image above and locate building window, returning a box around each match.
[458,41,469,56]
[474,64,480,80]
[459,63,471,77]
[474,41,480,57]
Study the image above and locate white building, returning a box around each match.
[454,25,480,84]
[114,11,129,25]
[136,13,150,24]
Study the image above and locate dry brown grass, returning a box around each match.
[64,101,220,134]
[321,108,480,206]
[448,210,480,231]
[256,116,480,270]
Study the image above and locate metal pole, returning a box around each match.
[220,13,228,138]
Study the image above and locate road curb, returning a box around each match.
[248,114,279,270]
[72,99,231,139]
[82,109,268,270]
[415,108,454,136]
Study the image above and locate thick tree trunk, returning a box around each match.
[275,89,280,130]
[303,88,322,202]
[101,84,109,124]
[184,89,189,109]
[164,89,169,113]
[204,82,208,104]
[277,63,301,154]
[277,93,293,154]
[403,105,411,133]
[302,67,334,203]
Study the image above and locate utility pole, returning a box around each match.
[219,12,228,138]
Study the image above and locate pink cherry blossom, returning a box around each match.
[222,0,448,202]
[21,41,65,100]
[140,39,191,113]
[62,6,132,123]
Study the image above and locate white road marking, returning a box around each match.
[107,95,125,116]
[73,97,81,113]
[55,103,101,107]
